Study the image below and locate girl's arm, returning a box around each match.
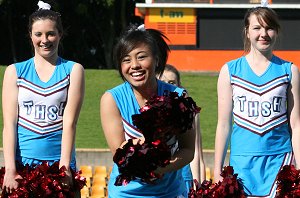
[287,64,300,168]
[155,124,196,175]
[214,64,233,183]
[157,91,196,174]
[190,113,206,183]
[100,92,126,156]
[2,65,21,192]
[60,63,85,171]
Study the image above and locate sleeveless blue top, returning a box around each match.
[107,80,187,197]
[15,57,76,169]
[228,56,292,156]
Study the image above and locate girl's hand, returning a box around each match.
[213,169,223,183]
[153,166,164,178]
[120,137,145,148]
[61,169,73,188]
[2,170,22,194]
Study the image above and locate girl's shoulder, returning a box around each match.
[226,56,245,68]
[272,55,292,67]
[226,56,247,76]
[57,57,77,74]
[14,58,34,77]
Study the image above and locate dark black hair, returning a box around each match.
[28,8,63,36]
[113,24,170,80]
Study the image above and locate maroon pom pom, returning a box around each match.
[132,91,200,142]
[113,139,171,186]
[188,166,246,198]
[0,161,86,197]
[113,91,200,186]
[275,165,300,197]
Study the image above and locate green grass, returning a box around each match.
[0,66,218,149]
[181,72,218,149]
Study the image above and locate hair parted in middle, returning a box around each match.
[113,24,170,80]
[28,3,63,36]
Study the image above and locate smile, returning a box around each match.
[131,71,144,77]
[40,43,53,49]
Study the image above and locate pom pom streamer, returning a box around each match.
[275,165,300,197]
[113,91,200,186]
[188,166,246,198]
[0,161,86,197]
[132,91,200,143]
[188,164,300,197]
[113,139,171,186]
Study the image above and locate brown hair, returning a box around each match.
[243,7,280,53]
[162,64,181,86]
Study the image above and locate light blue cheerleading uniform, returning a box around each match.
[228,56,294,197]
[181,165,193,192]
[107,80,188,198]
[15,57,76,170]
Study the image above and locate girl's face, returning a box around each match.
[247,14,277,53]
[121,43,157,89]
[30,19,61,58]
[160,70,180,86]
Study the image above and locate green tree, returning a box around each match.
[0,0,141,69]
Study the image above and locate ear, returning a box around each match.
[245,28,250,39]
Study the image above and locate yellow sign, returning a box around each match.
[149,8,195,23]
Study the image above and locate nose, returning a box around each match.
[41,34,49,43]
[260,28,268,36]
[131,59,140,69]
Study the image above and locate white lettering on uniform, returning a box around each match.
[238,96,246,112]
[237,96,283,117]
[23,100,66,120]
[23,101,33,114]
[35,105,46,119]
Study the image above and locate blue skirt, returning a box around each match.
[230,152,293,197]
[108,163,187,198]
[17,156,77,171]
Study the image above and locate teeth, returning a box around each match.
[40,44,51,48]
[132,72,143,77]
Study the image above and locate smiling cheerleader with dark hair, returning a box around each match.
[100,24,198,198]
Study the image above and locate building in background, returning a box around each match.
[136,0,300,71]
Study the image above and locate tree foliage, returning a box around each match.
[0,0,143,69]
